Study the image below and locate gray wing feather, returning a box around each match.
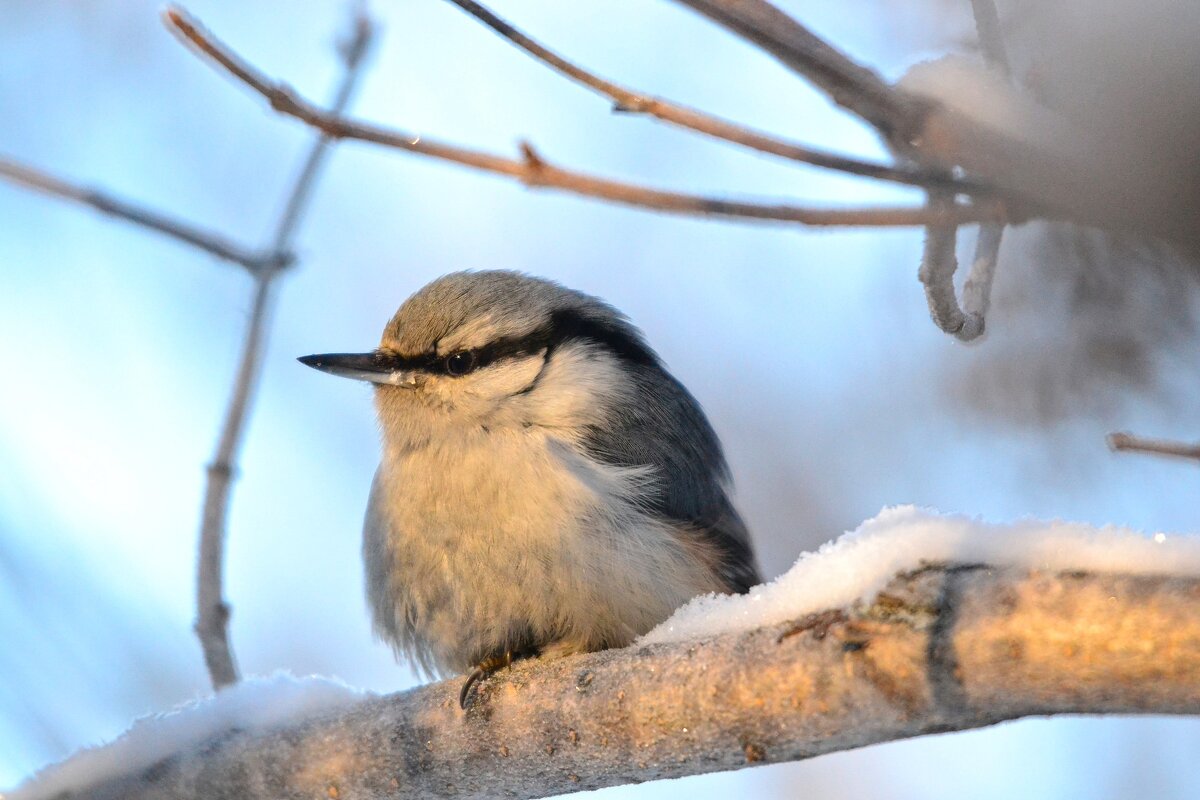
[579,361,761,593]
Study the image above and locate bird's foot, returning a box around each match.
[459,648,535,709]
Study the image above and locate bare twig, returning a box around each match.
[443,0,988,195]
[919,192,984,340]
[960,221,1001,331]
[192,4,376,691]
[669,0,931,146]
[958,0,1013,339]
[969,0,1013,77]
[1108,433,1200,464]
[44,565,1200,799]
[915,0,1015,343]
[0,156,285,273]
[163,8,1002,229]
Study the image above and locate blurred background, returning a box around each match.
[1,0,1197,797]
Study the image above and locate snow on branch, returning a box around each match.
[14,509,1200,800]
[162,7,1003,230]
[678,0,1198,253]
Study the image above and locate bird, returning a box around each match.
[299,270,760,706]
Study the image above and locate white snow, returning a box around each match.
[640,506,1200,645]
[9,509,1198,797]
[8,672,367,800]
[897,55,1084,167]
[899,56,1024,137]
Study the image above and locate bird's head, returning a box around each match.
[299,270,660,450]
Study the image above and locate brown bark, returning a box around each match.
[66,565,1200,800]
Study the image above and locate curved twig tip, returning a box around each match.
[1107,432,1132,451]
[162,5,193,36]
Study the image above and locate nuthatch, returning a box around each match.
[300,271,759,705]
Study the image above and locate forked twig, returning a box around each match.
[669,0,931,146]
[919,192,984,340]
[192,5,376,690]
[443,0,988,195]
[1108,433,1200,465]
[163,7,1003,230]
[916,0,1014,342]
[960,0,1014,337]
[0,156,285,273]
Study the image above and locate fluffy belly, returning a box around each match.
[363,430,721,676]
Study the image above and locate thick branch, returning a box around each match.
[669,0,929,145]
[669,0,1198,249]
[67,566,1200,799]
[193,7,376,690]
[163,7,1003,229]
[0,156,284,273]
[443,0,986,195]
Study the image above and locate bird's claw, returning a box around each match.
[459,651,516,710]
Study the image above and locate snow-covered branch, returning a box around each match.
[17,510,1200,800]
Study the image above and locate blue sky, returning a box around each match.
[1,1,1197,796]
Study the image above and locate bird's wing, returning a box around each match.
[576,361,761,593]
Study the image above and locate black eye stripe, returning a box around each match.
[384,308,658,377]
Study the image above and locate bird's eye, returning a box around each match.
[444,351,476,376]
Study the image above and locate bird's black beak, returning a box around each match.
[298,352,417,387]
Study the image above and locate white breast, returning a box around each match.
[365,425,723,676]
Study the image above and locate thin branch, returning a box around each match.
[0,156,285,273]
[960,221,1001,332]
[50,565,1200,799]
[193,5,376,691]
[163,7,1004,230]
[957,0,1013,340]
[919,192,984,340]
[442,0,988,195]
[669,0,931,146]
[969,0,1013,78]
[1108,433,1200,464]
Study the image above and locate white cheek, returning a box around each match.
[519,345,631,431]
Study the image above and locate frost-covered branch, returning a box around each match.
[163,7,1002,230]
[19,510,1200,800]
[27,565,1200,800]
[919,192,986,340]
[677,0,1199,253]
[957,0,1011,338]
[914,0,1013,343]
[193,5,376,691]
